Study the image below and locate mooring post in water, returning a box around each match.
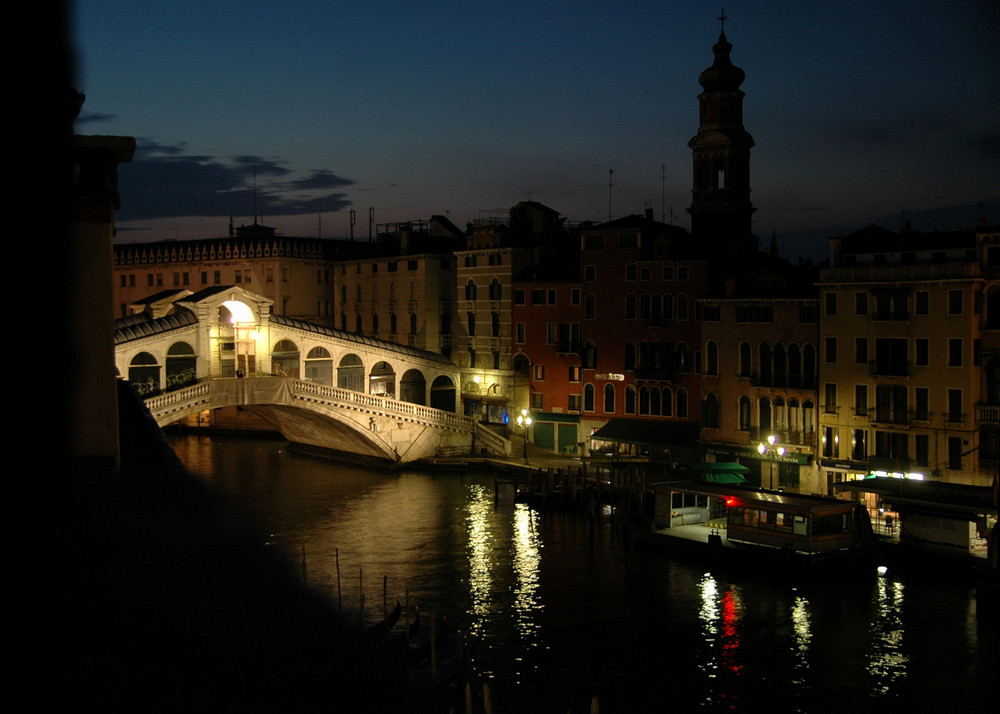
[359,567,363,629]
[301,545,306,589]
[336,549,342,618]
[430,612,437,680]
[383,575,388,637]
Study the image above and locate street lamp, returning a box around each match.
[757,434,785,490]
[516,408,532,463]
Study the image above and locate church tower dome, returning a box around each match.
[688,21,756,261]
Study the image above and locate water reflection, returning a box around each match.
[511,503,543,641]
[868,575,909,697]
[466,484,494,629]
[698,573,745,709]
[790,595,812,685]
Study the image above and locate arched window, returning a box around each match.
[410,313,418,335]
[625,385,636,414]
[802,400,815,434]
[639,294,650,320]
[676,388,688,418]
[774,396,786,431]
[739,395,752,431]
[604,383,615,413]
[788,398,800,435]
[759,396,772,433]
[639,386,650,414]
[337,353,363,391]
[739,341,752,377]
[465,280,477,300]
[128,351,161,396]
[305,346,334,385]
[489,278,501,300]
[650,295,662,326]
[583,341,597,369]
[703,393,720,428]
[676,343,689,372]
[706,340,719,375]
[625,294,638,320]
[663,388,673,416]
[650,387,661,416]
[584,383,595,412]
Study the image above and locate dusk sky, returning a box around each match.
[72,1,998,261]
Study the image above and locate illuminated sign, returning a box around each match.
[595,373,625,381]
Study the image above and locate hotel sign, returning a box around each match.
[595,373,625,381]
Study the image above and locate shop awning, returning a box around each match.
[690,461,749,483]
[590,418,700,448]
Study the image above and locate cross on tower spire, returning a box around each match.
[718,8,727,33]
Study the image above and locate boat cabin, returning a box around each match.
[653,481,864,554]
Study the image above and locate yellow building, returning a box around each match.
[113,222,372,323]
[817,224,987,491]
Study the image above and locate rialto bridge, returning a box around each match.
[114,285,511,464]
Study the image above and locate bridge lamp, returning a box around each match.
[756,434,785,491]
[516,408,532,464]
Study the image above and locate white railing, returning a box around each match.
[143,377,473,435]
[291,379,470,430]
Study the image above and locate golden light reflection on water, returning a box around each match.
[464,485,544,676]
[466,484,494,624]
[867,576,908,695]
[790,595,812,684]
[511,503,543,641]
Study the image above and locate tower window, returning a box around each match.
[717,169,725,189]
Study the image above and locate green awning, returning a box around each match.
[690,461,748,483]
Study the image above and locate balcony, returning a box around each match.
[976,404,1000,424]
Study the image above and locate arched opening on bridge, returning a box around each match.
[369,361,396,398]
[399,369,426,405]
[337,353,364,391]
[271,339,300,377]
[430,375,457,413]
[305,346,333,385]
[165,342,197,391]
[129,351,161,396]
[218,300,259,377]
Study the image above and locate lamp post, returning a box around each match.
[516,408,532,464]
[757,434,785,490]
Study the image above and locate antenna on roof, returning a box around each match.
[608,169,614,222]
[661,163,666,223]
[252,163,258,225]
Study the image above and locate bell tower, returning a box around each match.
[688,18,756,258]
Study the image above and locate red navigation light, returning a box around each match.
[725,497,736,506]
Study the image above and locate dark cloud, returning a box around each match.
[75,110,116,126]
[116,140,354,220]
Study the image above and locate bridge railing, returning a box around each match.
[291,379,471,430]
[473,421,512,457]
[143,380,212,421]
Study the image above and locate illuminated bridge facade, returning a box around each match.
[114,285,511,463]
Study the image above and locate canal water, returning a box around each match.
[168,434,996,713]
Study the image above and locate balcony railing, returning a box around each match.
[976,404,1000,424]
